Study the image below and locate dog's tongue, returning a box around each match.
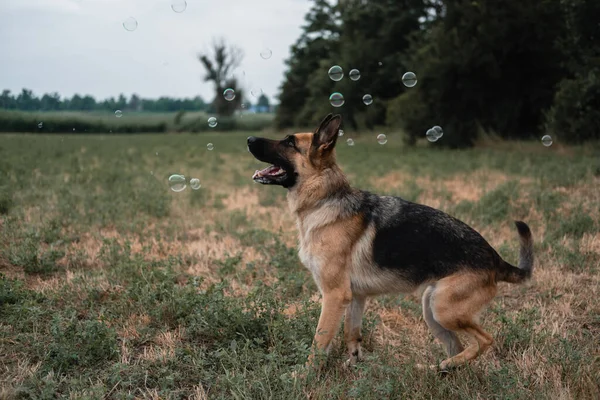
[253,165,284,179]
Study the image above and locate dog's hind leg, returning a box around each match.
[429,272,497,370]
[344,294,367,366]
[422,285,464,357]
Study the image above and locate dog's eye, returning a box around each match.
[285,137,295,147]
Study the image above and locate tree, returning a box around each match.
[388,0,569,147]
[275,0,428,129]
[198,38,244,117]
[275,0,340,128]
[256,94,270,112]
[545,0,600,143]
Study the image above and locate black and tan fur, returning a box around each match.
[247,114,534,371]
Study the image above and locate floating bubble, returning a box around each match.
[328,65,344,81]
[171,0,187,13]
[329,92,345,107]
[38,122,43,129]
[338,129,344,137]
[168,174,186,192]
[378,61,383,66]
[349,69,361,81]
[189,178,201,190]
[250,88,263,97]
[207,143,214,151]
[208,117,217,128]
[260,48,272,59]
[432,125,443,139]
[402,71,418,87]
[346,138,355,146]
[541,135,553,147]
[223,88,236,101]
[426,128,438,142]
[377,134,387,145]
[114,110,123,118]
[123,17,138,32]
[362,94,373,105]
[72,128,76,132]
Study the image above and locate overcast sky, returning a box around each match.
[0,0,313,103]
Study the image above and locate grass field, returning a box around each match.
[1,131,599,399]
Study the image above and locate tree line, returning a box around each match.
[0,89,207,113]
[275,0,600,147]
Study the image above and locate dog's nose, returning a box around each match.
[247,136,257,145]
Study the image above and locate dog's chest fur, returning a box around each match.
[293,203,342,291]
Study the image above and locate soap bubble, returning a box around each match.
[189,178,201,190]
[114,110,123,118]
[123,17,138,32]
[402,72,417,87]
[250,88,263,97]
[171,0,187,13]
[362,94,373,105]
[346,138,354,146]
[377,134,387,145]
[329,92,345,107]
[168,174,186,192]
[37,122,43,129]
[223,88,236,101]
[349,69,361,81]
[426,128,438,142]
[260,48,272,59]
[208,117,217,128]
[541,135,553,147]
[328,65,344,81]
[207,143,214,151]
[338,129,344,137]
[432,125,443,139]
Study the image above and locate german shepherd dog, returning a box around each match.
[247,114,534,371]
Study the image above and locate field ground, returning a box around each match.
[1,131,599,399]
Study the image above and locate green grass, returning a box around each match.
[0,131,599,399]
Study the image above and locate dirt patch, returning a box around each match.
[374,169,512,208]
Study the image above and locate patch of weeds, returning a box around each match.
[213,193,226,209]
[454,181,519,224]
[41,218,62,244]
[491,306,541,358]
[213,210,249,233]
[400,179,422,202]
[551,208,596,240]
[215,252,243,275]
[189,186,209,207]
[257,188,285,207]
[0,184,12,215]
[551,242,599,273]
[43,315,119,373]
[8,236,64,275]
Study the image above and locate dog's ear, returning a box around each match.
[313,114,342,151]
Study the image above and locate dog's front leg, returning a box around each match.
[307,284,352,369]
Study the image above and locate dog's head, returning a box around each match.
[247,114,342,189]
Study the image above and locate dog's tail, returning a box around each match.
[497,221,534,284]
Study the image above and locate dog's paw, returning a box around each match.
[343,349,363,369]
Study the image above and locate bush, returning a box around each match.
[545,70,600,143]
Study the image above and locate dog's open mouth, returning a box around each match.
[252,165,287,184]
